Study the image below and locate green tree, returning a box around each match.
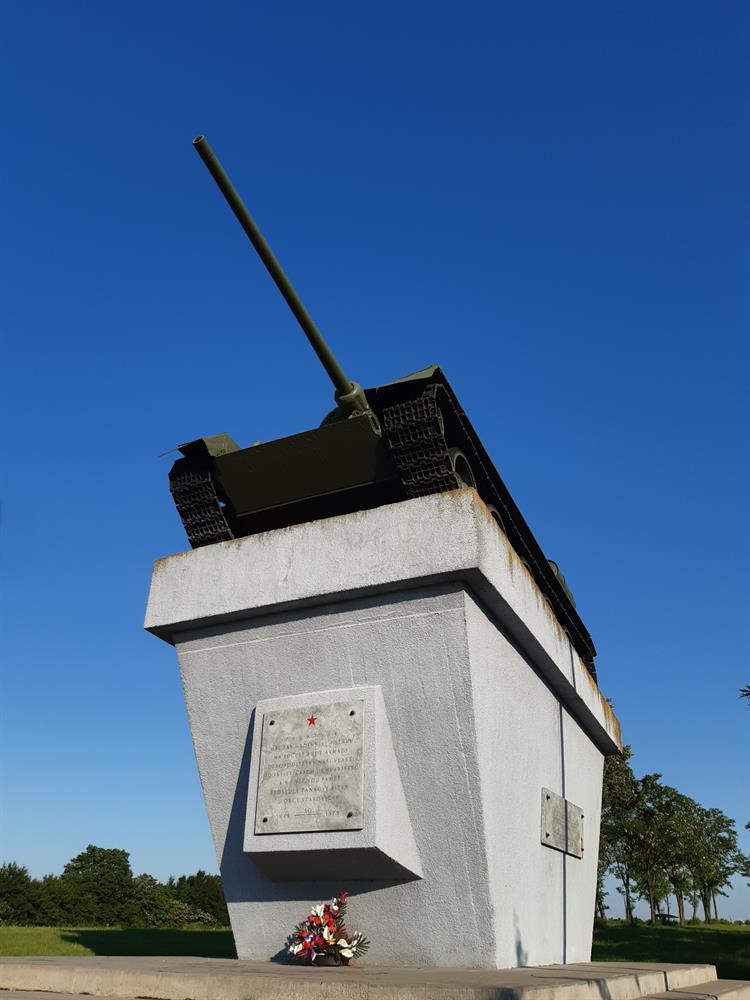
[131,874,176,927]
[632,866,671,920]
[691,807,741,922]
[169,870,229,925]
[34,875,71,926]
[627,772,670,925]
[62,845,136,926]
[622,780,704,926]
[739,825,750,888]
[656,785,702,926]
[595,852,609,922]
[132,873,221,927]
[0,863,39,924]
[597,753,744,927]
[599,746,641,924]
[0,851,230,929]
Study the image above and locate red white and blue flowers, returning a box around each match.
[287,891,369,965]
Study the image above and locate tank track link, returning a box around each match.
[169,469,233,548]
[382,387,459,497]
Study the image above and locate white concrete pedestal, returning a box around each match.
[146,489,621,969]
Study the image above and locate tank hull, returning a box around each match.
[168,365,597,675]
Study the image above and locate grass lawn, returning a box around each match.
[0,926,236,958]
[593,920,750,980]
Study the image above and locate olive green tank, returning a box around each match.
[168,136,597,677]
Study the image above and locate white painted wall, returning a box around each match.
[562,705,604,962]
[175,587,496,966]
[147,491,620,968]
[464,596,565,967]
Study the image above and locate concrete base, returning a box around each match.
[2,957,748,1000]
[145,490,622,968]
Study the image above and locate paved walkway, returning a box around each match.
[1,955,747,999]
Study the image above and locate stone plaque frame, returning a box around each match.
[243,685,422,881]
[254,699,364,834]
[541,788,584,859]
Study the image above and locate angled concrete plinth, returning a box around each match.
[145,489,622,968]
[1,957,742,1000]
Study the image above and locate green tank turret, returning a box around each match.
[168,136,597,677]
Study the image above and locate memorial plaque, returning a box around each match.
[540,788,584,859]
[255,699,364,834]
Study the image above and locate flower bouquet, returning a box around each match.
[287,890,369,965]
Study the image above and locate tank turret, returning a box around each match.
[168,136,597,677]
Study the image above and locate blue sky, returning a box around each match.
[1,2,748,919]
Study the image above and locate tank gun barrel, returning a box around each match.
[192,135,370,417]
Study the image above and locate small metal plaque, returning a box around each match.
[541,788,584,859]
[255,699,364,834]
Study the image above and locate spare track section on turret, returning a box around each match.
[382,388,458,497]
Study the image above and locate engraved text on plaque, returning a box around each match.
[254,699,364,834]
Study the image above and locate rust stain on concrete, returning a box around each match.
[474,490,569,644]
[579,661,622,748]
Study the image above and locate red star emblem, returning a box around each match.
[306,714,317,726]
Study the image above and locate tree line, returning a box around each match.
[0,845,229,927]
[597,745,747,925]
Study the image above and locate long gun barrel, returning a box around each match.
[192,135,371,418]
